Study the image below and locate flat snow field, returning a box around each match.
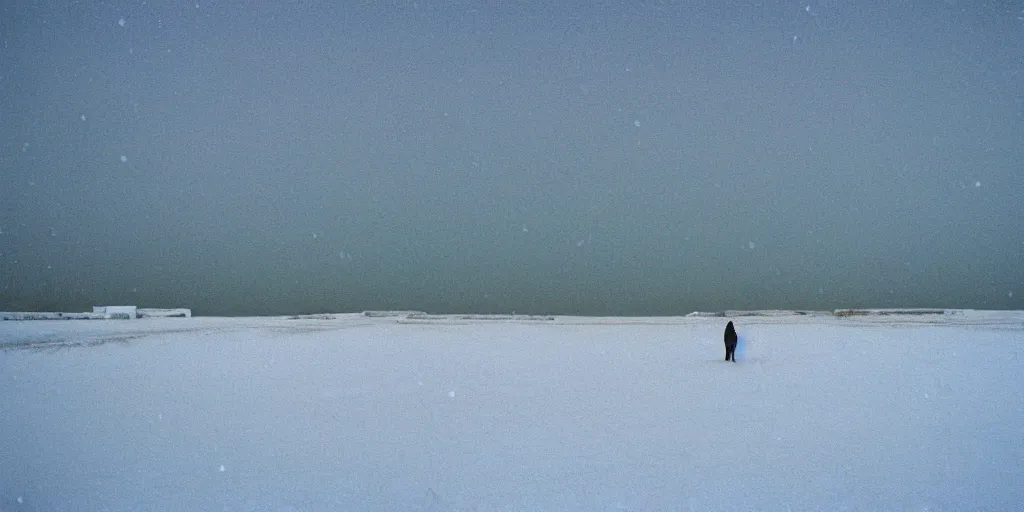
[1,311,1023,511]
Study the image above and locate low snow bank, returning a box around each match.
[3,306,191,321]
[362,310,427,318]
[689,308,954,318]
[405,313,556,321]
[688,309,830,317]
[137,308,191,318]
[1,311,105,321]
[834,308,949,316]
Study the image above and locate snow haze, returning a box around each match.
[1,311,1023,510]
[1,2,1022,315]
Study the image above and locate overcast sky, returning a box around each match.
[1,1,1022,315]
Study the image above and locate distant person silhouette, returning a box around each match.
[724,321,738,362]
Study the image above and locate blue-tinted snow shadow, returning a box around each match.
[735,332,747,362]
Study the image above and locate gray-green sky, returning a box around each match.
[1,1,1022,315]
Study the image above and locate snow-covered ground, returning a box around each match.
[2,311,1023,511]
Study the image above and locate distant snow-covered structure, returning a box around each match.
[138,308,191,318]
[1,311,105,321]
[833,308,949,317]
[2,306,191,320]
[93,306,137,319]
